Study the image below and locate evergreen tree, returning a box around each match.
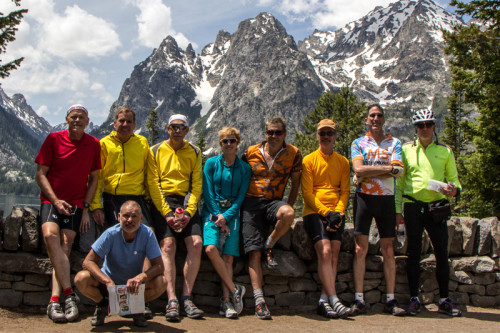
[294,87,365,159]
[195,128,208,167]
[0,0,27,79]
[443,0,500,217]
[442,90,472,158]
[145,105,160,145]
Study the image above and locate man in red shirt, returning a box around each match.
[35,105,101,323]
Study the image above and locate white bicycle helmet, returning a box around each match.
[412,109,436,124]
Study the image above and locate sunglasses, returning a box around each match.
[318,130,336,137]
[416,122,435,129]
[265,130,284,136]
[220,138,237,144]
[169,124,187,131]
[369,113,384,118]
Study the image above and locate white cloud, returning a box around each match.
[133,0,194,49]
[35,105,50,117]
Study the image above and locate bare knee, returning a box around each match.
[205,245,219,258]
[161,238,176,255]
[222,255,234,265]
[355,242,368,259]
[380,240,395,258]
[74,270,93,291]
[278,205,295,225]
[187,236,203,255]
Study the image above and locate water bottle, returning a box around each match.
[397,223,406,245]
[174,207,184,232]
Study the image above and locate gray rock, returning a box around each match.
[337,272,353,282]
[365,290,381,304]
[196,272,220,283]
[450,256,495,273]
[461,217,479,255]
[337,251,353,272]
[365,271,384,279]
[291,220,315,261]
[420,254,437,272]
[336,281,349,294]
[24,274,50,287]
[262,249,307,277]
[338,292,354,304]
[275,291,305,306]
[192,280,220,297]
[193,295,219,307]
[366,255,383,271]
[233,259,245,276]
[368,222,380,255]
[3,206,23,251]
[289,277,317,292]
[21,206,39,252]
[0,272,23,281]
[234,275,251,284]
[79,213,97,253]
[263,283,288,296]
[0,289,23,307]
[0,252,52,274]
[474,218,492,256]
[264,275,289,285]
[0,281,12,288]
[304,291,321,305]
[420,292,435,305]
[420,278,439,292]
[449,291,469,305]
[395,256,407,275]
[487,217,500,258]
[449,280,458,291]
[0,210,3,251]
[276,227,292,251]
[470,294,496,307]
[447,217,463,256]
[449,270,474,285]
[23,291,53,306]
[12,281,49,292]
[363,279,381,291]
[422,230,431,254]
[473,273,495,285]
[341,224,355,252]
[496,295,500,306]
[457,284,485,296]
[496,272,500,282]
[486,282,500,296]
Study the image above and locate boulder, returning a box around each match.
[473,273,495,285]
[486,282,500,296]
[0,289,23,307]
[262,249,307,278]
[447,217,463,256]
[0,252,52,274]
[449,291,469,305]
[291,219,315,261]
[450,256,495,273]
[474,218,492,256]
[487,217,500,258]
[470,294,496,307]
[24,273,51,287]
[263,284,288,296]
[420,254,437,272]
[449,270,474,285]
[461,217,479,255]
[366,255,383,271]
[3,206,23,251]
[365,290,381,304]
[341,224,355,252]
[13,281,49,292]
[192,280,219,297]
[264,275,288,285]
[457,284,485,296]
[337,251,353,272]
[22,206,39,252]
[276,226,292,251]
[395,256,407,275]
[275,291,305,306]
[289,277,318,292]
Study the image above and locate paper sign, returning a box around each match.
[108,284,145,316]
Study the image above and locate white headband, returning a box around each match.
[168,114,188,126]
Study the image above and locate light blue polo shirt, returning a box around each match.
[92,224,161,285]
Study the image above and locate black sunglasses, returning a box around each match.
[220,138,237,144]
[416,122,435,129]
[318,130,336,137]
[265,130,284,136]
[169,124,187,131]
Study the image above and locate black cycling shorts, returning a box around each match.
[102,193,152,227]
[40,203,82,232]
[303,213,344,243]
[353,192,396,238]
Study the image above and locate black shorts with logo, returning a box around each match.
[40,203,82,232]
[303,213,344,243]
[353,192,396,238]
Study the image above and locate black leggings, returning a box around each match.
[404,202,449,298]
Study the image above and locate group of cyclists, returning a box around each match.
[35,103,462,327]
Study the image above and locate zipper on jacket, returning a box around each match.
[114,142,126,195]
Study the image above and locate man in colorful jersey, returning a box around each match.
[350,104,406,316]
[35,104,101,323]
[90,106,169,229]
[396,109,462,317]
[241,116,302,319]
[75,200,166,327]
[150,114,204,322]
[301,119,350,319]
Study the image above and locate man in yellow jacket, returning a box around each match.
[149,114,204,322]
[90,106,169,229]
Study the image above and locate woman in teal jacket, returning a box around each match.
[202,127,251,318]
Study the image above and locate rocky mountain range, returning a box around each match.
[1,0,464,191]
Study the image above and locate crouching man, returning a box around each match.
[75,200,166,327]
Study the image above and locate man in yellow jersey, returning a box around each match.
[149,114,204,322]
[301,119,350,319]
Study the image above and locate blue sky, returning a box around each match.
[0,0,461,126]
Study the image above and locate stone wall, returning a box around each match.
[0,206,499,310]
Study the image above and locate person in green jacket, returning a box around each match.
[395,109,462,317]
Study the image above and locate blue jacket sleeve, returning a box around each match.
[222,159,251,222]
[202,157,221,216]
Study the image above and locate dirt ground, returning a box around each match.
[1,304,499,333]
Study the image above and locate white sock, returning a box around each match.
[319,294,328,304]
[265,236,276,249]
[355,292,364,304]
[439,298,447,304]
[329,295,340,305]
[386,293,395,302]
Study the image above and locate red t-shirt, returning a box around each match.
[35,130,101,207]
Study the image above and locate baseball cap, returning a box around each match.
[317,119,337,131]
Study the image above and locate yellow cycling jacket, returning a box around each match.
[90,131,169,216]
[151,140,202,217]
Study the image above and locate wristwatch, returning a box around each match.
[83,202,90,209]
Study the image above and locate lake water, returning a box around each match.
[0,194,40,217]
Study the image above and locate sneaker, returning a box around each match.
[231,284,246,315]
[219,301,238,319]
[91,304,106,326]
[133,314,148,327]
[407,297,422,316]
[349,300,366,316]
[255,302,272,320]
[165,299,180,322]
[47,302,66,323]
[438,298,462,317]
[263,248,278,268]
[384,299,406,316]
[144,302,153,320]
[317,301,337,319]
[64,295,79,322]
[332,300,350,319]
[180,297,204,319]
